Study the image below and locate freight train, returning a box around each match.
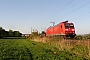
[46,21,76,38]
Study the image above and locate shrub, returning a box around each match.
[74,35,83,40]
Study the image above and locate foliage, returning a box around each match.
[74,35,83,40]
[0,39,87,60]
[47,35,63,42]
[29,31,39,39]
[14,31,22,37]
[74,34,90,40]
[70,45,89,58]
[85,34,90,39]
[8,29,14,36]
[41,31,46,34]
[0,27,22,38]
[32,31,38,36]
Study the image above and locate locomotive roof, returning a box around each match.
[48,21,73,28]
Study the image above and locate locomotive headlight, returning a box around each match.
[65,29,68,31]
[66,32,68,34]
[73,32,75,33]
[72,29,75,31]
[72,32,74,33]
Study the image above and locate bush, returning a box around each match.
[74,35,83,40]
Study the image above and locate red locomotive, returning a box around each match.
[46,21,76,38]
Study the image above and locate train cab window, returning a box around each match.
[65,23,74,28]
[70,24,74,28]
[65,24,69,28]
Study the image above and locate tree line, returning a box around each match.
[0,27,22,38]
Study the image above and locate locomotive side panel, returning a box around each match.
[59,23,66,35]
[53,24,60,35]
[46,27,54,36]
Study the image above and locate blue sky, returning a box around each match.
[0,0,90,34]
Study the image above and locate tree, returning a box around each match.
[0,27,5,38]
[0,26,22,38]
[41,31,46,34]
[14,31,22,37]
[8,29,14,37]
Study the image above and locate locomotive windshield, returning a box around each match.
[65,23,74,28]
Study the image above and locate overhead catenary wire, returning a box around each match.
[48,0,66,18]
[40,1,90,33]
[41,0,74,28]
[72,14,90,22]
[56,1,90,20]
[48,0,74,19]
[70,12,90,20]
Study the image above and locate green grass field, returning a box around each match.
[0,39,88,60]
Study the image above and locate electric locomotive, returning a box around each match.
[46,21,76,38]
